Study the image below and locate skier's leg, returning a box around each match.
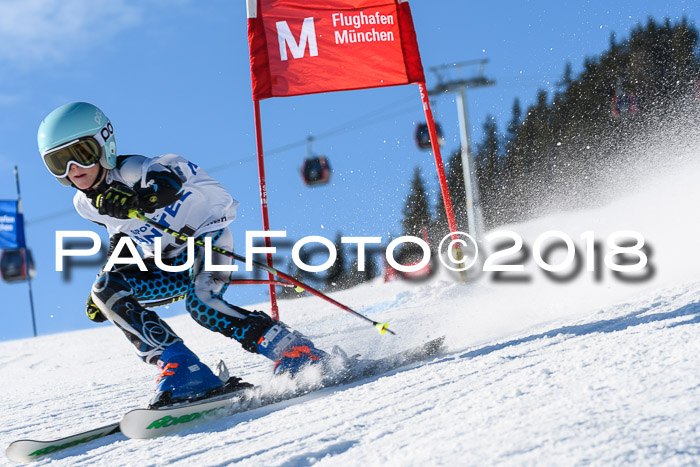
[90,266,183,364]
[185,228,327,376]
[90,262,224,406]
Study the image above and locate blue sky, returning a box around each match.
[1,0,698,341]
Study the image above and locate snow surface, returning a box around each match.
[1,146,699,466]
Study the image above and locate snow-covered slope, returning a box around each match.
[1,151,699,465]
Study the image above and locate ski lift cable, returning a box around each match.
[205,98,418,173]
[25,69,570,226]
[25,207,77,226]
[27,97,416,225]
[27,68,529,227]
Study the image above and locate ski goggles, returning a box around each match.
[42,136,104,178]
[41,120,113,178]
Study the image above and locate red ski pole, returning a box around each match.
[128,210,394,335]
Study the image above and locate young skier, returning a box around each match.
[38,102,328,408]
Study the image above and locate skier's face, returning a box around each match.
[68,163,101,190]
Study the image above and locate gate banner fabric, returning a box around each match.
[247,0,425,99]
[0,200,24,249]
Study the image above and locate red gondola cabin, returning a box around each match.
[1,249,35,283]
[301,156,331,186]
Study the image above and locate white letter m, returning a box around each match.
[276,17,318,61]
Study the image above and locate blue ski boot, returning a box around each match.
[150,342,238,408]
[256,324,328,377]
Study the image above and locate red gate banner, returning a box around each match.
[247,0,425,99]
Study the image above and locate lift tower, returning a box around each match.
[428,59,495,240]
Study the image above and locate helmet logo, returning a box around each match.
[94,109,103,125]
[100,122,114,142]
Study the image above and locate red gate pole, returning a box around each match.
[417,82,465,275]
[253,99,280,320]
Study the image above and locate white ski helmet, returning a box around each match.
[37,102,117,186]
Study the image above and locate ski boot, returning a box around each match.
[149,342,251,408]
[256,324,328,377]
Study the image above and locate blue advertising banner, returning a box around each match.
[0,200,25,249]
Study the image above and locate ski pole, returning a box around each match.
[128,210,394,335]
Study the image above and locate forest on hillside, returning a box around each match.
[283,17,700,296]
[409,17,700,235]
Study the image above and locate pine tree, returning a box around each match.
[294,245,320,290]
[562,62,574,87]
[503,17,699,218]
[401,167,432,238]
[475,115,501,228]
[505,98,522,148]
[324,232,346,292]
[411,17,700,231]
[432,150,468,241]
[503,98,523,178]
[343,242,381,288]
[345,258,364,289]
[364,254,379,282]
[477,115,500,176]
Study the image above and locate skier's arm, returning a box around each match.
[135,167,184,213]
[95,167,184,219]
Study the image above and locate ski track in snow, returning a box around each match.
[3,282,698,467]
[1,150,699,465]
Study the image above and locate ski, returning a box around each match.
[120,336,445,439]
[120,388,254,439]
[4,336,446,461]
[5,422,121,464]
